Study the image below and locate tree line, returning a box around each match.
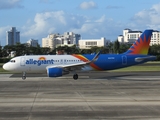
[0,41,160,60]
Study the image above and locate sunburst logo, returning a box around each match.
[129,35,150,54]
[39,57,46,60]
[125,30,153,55]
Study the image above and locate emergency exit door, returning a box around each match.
[122,55,127,65]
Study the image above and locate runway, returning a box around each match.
[0,71,160,120]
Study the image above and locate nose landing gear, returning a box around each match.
[22,72,26,80]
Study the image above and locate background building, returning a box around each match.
[118,29,160,45]
[118,29,142,44]
[42,32,81,50]
[151,30,160,45]
[42,34,59,50]
[61,32,81,45]
[27,39,38,47]
[6,27,20,45]
[78,37,110,49]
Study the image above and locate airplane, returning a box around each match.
[3,29,156,80]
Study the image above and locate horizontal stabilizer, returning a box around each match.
[135,56,156,62]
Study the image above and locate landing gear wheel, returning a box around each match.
[22,72,26,80]
[22,76,26,80]
[73,74,78,80]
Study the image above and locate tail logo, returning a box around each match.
[128,35,150,54]
[126,30,153,55]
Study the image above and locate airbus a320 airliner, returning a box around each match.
[3,30,156,80]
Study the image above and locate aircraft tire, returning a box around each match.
[22,76,26,80]
[73,74,78,80]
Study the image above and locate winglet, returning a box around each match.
[89,51,101,63]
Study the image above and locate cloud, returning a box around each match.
[0,10,126,46]
[20,10,123,44]
[22,11,87,39]
[79,1,97,10]
[2,1,160,46]
[130,3,160,30]
[72,15,123,39]
[0,0,23,10]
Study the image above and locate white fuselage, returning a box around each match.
[3,55,93,73]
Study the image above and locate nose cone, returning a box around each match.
[3,63,10,71]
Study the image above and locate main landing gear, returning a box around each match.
[22,72,26,80]
[73,74,78,80]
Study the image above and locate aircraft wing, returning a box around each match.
[46,62,87,71]
[135,56,156,62]
[46,51,101,70]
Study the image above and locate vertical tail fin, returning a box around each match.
[124,30,153,55]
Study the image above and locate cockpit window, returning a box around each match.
[10,60,16,63]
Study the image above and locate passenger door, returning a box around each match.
[20,57,25,66]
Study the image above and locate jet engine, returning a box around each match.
[47,67,63,77]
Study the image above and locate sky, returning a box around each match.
[1,0,160,46]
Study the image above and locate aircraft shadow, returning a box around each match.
[9,71,160,81]
[10,73,47,78]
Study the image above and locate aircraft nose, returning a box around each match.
[3,63,9,71]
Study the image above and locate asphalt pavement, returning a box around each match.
[0,71,160,120]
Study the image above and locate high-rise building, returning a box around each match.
[6,27,20,45]
[27,39,38,47]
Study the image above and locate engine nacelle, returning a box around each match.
[47,68,63,77]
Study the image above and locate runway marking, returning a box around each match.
[28,79,42,120]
